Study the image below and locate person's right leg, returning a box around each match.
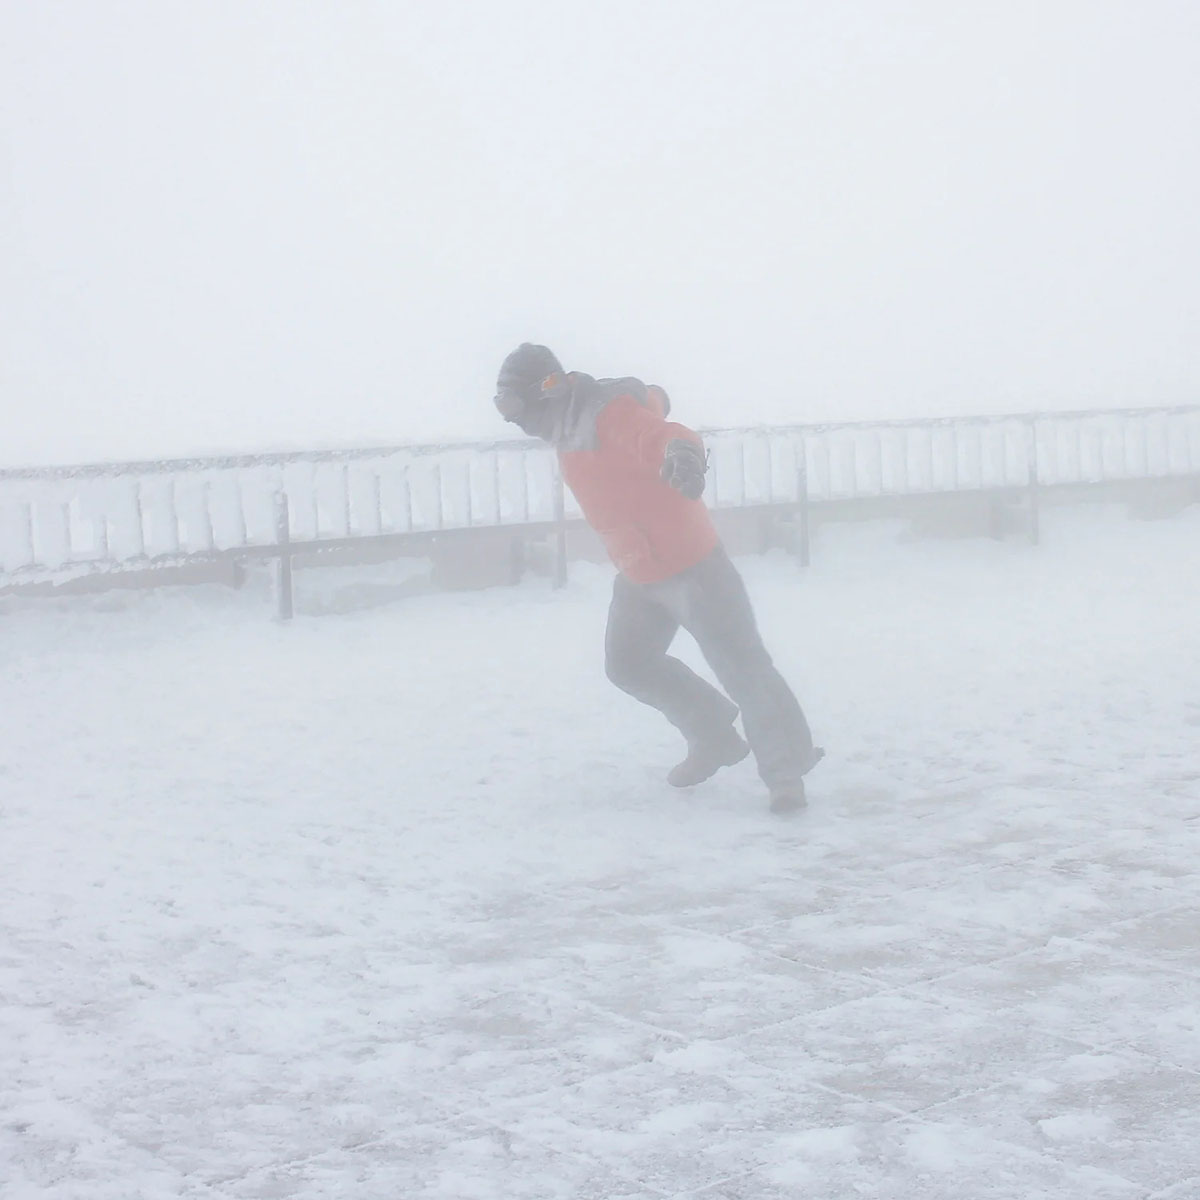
[679,547,820,808]
[604,572,743,779]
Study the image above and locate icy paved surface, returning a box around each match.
[3,508,1199,1199]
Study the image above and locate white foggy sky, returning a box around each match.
[2,0,1198,465]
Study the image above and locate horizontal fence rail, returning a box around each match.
[2,406,1198,585]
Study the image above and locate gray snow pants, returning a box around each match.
[604,544,816,792]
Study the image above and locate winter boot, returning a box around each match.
[768,784,807,815]
[767,746,826,815]
[667,726,751,788]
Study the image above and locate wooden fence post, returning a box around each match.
[274,490,294,620]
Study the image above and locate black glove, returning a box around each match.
[660,438,707,499]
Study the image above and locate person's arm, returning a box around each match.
[595,395,703,473]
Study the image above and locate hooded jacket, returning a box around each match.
[545,373,718,584]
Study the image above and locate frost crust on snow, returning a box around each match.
[2,507,1199,1197]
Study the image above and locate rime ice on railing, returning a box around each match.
[2,407,1197,582]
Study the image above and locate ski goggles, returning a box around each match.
[494,372,566,423]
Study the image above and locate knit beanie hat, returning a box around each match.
[496,343,564,407]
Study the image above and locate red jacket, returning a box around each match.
[557,377,718,584]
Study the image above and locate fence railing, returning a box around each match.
[3,406,1198,597]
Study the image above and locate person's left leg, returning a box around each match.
[678,546,820,802]
[604,570,739,745]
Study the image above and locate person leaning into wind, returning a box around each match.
[494,343,822,814]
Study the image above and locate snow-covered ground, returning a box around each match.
[3,505,1199,1199]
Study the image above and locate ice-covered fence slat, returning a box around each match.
[494,448,537,524]
[768,434,801,503]
[431,452,474,529]
[224,474,250,547]
[526,451,564,522]
[21,482,74,568]
[1076,418,1107,483]
[862,430,887,496]
[1146,413,1172,476]
[172,477,215,552]
[1032,419,1060,486]
[1183,410,1200,472]
[805,432,834,501]
[1152,410,1193,476]
[961,425,985,491]
[829,430,860,499]
[233,468,278,546]
[64,494,98,560]
[0,498,36,571]
[375,460,413,534]
[305,463,353,539]
[930,426,960,492]
[1003,422,1033,486]
[347,468,384,538]
[1172,408,1200,473]
[396,456,443,532]
[902,427,935,494]
[742,434,774,504]
[877,428,909,494]
[274,462,319,540]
